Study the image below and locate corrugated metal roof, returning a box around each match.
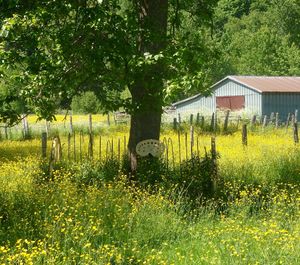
[228,76,300,93]
[172,75,300,107]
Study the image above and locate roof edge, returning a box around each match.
[172,93,202,107]
[212,76,263,93]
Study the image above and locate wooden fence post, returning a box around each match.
[173,118,177,130]
[99,135,102,161]
[67,133,71,160]
[22,114,30,139]
[223,110,230,132]
[89,114,92,133]
[185,132,188,160]
[190,114,193,125]
[113,113,117,125]
[211,137,218,194]
[210,112,215,131]
[111,139,114,159]
[262,115,267,129]
[41,132,47,158]
[4,126,8,140]
[270,112,275,124]
[51,136,62,162]
[286,113,291,130]
[178,131,181,165]
[48,135,62,180]
[88,133,93,159]
[237,115,241,129]
[196,135,200,157]
[293,122,299,144]
[70,114,73,134]
[190,125,194,157]
[211,137,217,161]
[123,135,126,156]
[178,113,181,124]
[167,138,175,169]
[118,138,121,162]
[201,116,205,129]
[80,131,83,161]
[73,132,76,161]
[242,124,247,146]
[196,113,200,125]
[163,137,168,169]
[275,113,279,129]
[214,111,218,132]
[291,114,295,125]
[45,121,50,136]
[251,115,257,127]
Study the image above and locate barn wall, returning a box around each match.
[213,80,262,115]
[175,79,262,118]
[262,93,300,120]
[174,95,214,119]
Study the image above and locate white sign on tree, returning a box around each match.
[136,139,165,157]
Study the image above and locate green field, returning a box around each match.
[1,125,300,265]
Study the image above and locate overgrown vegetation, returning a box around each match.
[1,0,299,262]
[1,127,300,264]
[71,91,103,114]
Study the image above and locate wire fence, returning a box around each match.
[40,119,299,171]
[0,110,299,141]
[43,130,221,171]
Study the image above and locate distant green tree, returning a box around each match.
[214,0,300,76]
[71,91,102,114]
[213,0,251,34]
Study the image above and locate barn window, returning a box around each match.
[216,96,245,110]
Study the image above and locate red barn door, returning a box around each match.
[216,96,245,111]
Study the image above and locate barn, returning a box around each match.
[172,76,300,120]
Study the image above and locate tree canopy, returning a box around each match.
[0,0,218,124]
[214,0,300,76]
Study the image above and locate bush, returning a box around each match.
[71,91,102,114]
[172,155,219,202]
[72,159,121,187]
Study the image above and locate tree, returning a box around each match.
[0,0,216,171]
[213,0,300,76]
[71,91,102,114]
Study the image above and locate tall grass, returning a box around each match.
[1,126,300,264]
[1,157,300,264]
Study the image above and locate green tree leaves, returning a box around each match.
[214,0,300,77]
[71,91,102,114]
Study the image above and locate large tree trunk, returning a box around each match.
[128,0,168,172]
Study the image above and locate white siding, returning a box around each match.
[175,80,262,118]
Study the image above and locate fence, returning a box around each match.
[0,113,127,140]
[1,110,298,141]
[43,131,219,172]
[172,110,299,132]
[41,121,299,171]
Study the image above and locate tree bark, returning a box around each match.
[128,0,168,172]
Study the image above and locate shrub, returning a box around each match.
[71,91,102,114]
[172,154,220,202]
[71,159,121,187]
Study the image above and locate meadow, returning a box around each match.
[1,117,300,264]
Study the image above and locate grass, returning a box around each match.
[1,124,300,264]
[0,114,128,141]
